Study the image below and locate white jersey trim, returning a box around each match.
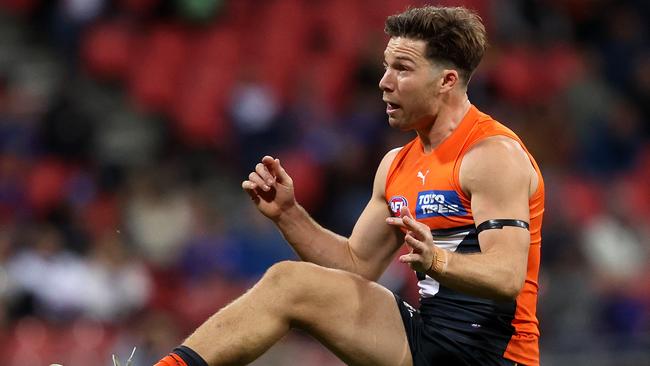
[419,229,472,298]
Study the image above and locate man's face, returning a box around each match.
[379,37,442,130]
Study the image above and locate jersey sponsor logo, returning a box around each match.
[415,190,467,218]
[388,195,408,216]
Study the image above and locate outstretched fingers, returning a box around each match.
[242,180,261,203]
[403,232,427,251]
[399,207,428,239]
[242,156,281,194]
[385,207,435,272]
[399,232,433,271]
[399,252,423,264]
[247,170,271,191]
[242,155,295,201]
[385,207,428,239]
[262,156,291,185]
[256,162,275,185]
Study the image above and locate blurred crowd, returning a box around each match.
[0,0,648,365]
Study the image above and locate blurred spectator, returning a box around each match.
[6,225,88,320]
[178,200,243,280]
[125,170,192,267]
[83,232,151,321]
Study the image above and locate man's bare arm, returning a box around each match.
[387,136,535,301]
[243,150,403,281]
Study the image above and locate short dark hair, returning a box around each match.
[385,6,487,84]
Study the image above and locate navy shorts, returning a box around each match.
[394,294,518,366]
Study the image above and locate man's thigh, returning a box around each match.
[278,261,412,366]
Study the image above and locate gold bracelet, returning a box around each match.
[430,248,449,275]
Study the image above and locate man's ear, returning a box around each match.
[439,69,460,93]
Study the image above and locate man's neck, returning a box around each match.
[417,96,471,154]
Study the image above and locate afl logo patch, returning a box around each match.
[389,196,408,216]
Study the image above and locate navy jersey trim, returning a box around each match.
[417,225,516,356]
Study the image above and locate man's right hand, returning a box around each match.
[242,156,296,221]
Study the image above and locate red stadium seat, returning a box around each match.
[128,23,189,114]
[81,21,133,81]
[26,159,69,216]
[171,26,240,147]
[254,0,309,102]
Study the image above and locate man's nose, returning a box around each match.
[379,69,394,92]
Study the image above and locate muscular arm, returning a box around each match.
[388,136,535,301]
[252,150,403,281]
[433,136,535,300]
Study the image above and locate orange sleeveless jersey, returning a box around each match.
[385,105,544,365]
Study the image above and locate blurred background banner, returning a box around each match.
[0,0,648,365]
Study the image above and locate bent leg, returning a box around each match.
[183,261,412,366]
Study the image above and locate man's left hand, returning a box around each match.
[386,206,437,273]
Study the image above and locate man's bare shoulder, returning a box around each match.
[378,147,403,174]
[459,135,533,196]
[373,147,404,197]
[467,135,526,156]
[384,146,403,162]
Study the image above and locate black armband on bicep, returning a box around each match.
[476,219,529,234]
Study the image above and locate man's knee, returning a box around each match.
[261,261,343,325]
[262,261,313,294]
[262,261,346,309]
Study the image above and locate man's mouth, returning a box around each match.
[386,102,401,114]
